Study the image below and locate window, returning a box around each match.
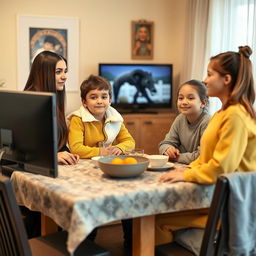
[205,0,256,113]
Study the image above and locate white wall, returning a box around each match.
[0,0,187,114]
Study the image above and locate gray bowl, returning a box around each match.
[98,155,149,178]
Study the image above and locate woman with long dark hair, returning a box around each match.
[21,51,79,238]
[24,51,79,165]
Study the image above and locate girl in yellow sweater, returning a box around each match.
[156,46,256,245]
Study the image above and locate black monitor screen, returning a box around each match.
[99,63,173,112]
[0,90,58,178]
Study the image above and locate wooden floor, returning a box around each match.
[95,223,131,256]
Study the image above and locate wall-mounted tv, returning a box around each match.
[99,63,173,113]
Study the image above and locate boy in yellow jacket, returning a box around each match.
[68,75,135,159]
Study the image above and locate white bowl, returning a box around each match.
[147,155,169,167]
[91,156,102,167]
[98,155,149,178]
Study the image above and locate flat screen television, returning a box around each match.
[0,90,58,178]
[99,63,173,113]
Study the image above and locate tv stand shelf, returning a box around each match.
[120,110,159,114]
[123,112,176,154]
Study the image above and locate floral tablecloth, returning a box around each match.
[11,159,214,254]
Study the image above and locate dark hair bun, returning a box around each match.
[238,46,252,58]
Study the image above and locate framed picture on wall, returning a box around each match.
[131,20,154,60]
[17,15,79,91]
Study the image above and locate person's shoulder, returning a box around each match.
[225,104,241,112]
[170,113,184,127]
[174,113,185,121]
[221,104,254,127]
[200,112,211,123]
[68,106,96,122]
[71,115,82,121]
[224,104,247,117]
[67,106,83,119]
[69,114,82,126]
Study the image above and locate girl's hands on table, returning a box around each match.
[58,151,80,165]
[159,167,188,184]
[164,146,180,162]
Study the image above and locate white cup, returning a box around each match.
[147,155,168,167]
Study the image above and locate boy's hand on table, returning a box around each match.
[108,146,122,156]
[100,146,122,156]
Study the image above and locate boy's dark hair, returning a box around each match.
[80,75,112,100]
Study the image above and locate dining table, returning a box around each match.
[10,159,215,256]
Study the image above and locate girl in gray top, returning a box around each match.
[159,80,210,164]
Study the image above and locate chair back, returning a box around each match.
[200,176,229,256]
[156,173,256,256]
[199,175,229,256]
[0,175,32,256]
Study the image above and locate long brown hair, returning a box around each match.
[210,45,255,119]
[24,51,68,150]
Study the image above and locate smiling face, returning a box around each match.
[55,60,67,91]
[83,89,111,120]
[177,84,205,122]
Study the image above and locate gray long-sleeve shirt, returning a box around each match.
[159,112,210,164]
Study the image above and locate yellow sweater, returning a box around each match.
[184,104,256,184]
[68,106,135,158]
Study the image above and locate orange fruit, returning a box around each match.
[111,158,124,164]
[123,157,138,165]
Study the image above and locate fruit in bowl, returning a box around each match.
[146,155,169,168]
[111,157,138,165]
[98,155,149,178]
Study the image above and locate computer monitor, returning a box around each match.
[0,90,58,178]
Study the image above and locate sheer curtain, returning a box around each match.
[180,0,209,83]
[182,0,256,115]
[205,0,256,114]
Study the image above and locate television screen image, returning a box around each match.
[99,63,172,112]
[0,90,58,178]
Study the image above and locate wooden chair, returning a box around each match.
[155,175,229,256]
[0,174,110,256]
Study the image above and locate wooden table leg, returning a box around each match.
[132,215,155,256]
[41,213,58,236]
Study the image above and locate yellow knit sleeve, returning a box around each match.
[184,111,247,184]
[189,157,201,168]
[68,116,100,158]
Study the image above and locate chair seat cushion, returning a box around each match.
[174,228,204,255]
[155,242,195,256]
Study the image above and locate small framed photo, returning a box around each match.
[131,20,154,60]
